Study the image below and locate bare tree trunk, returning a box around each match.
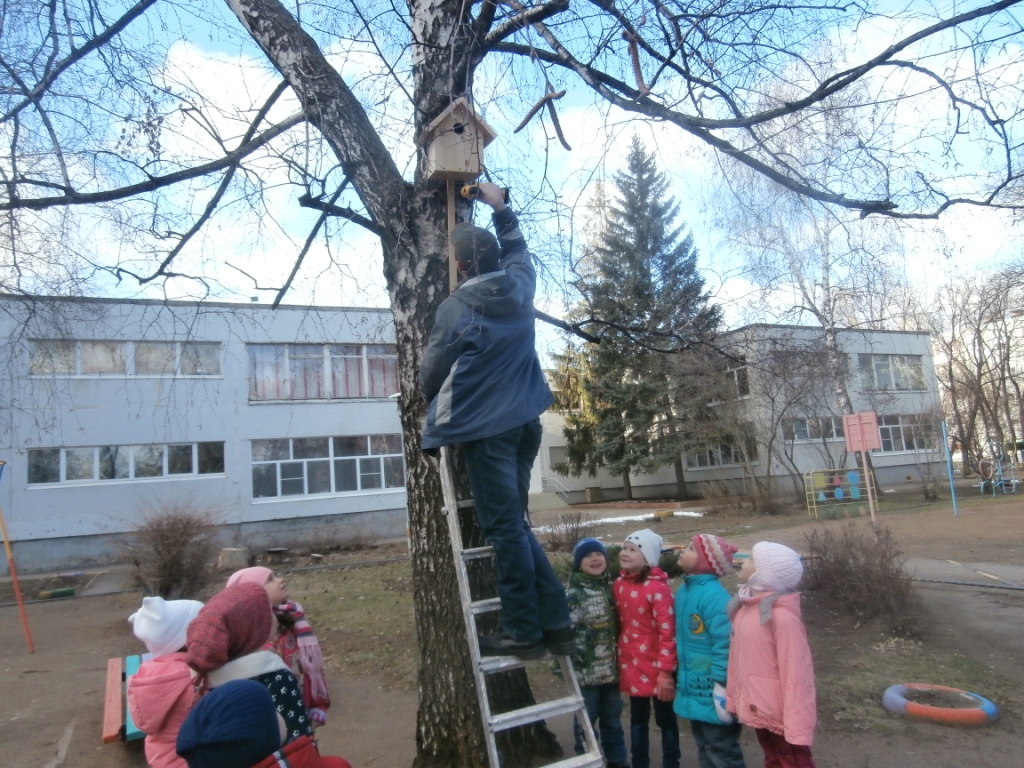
[622,471,633,501]
[673,455,687,500]
[221,2,533,764]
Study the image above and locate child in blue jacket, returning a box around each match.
[674,534,747,768]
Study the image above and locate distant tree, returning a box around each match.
[555,137,721,498]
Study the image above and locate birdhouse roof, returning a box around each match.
[416,97,498,146]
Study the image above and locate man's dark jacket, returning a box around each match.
[420,207,553,450]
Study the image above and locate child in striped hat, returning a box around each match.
[674,534,747,768]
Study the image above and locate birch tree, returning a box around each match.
[5,1,1024,765]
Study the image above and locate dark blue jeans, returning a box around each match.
[690,719,746,768]
[573,682,627,764]
[462,418,570,643]
[629,695,680,768]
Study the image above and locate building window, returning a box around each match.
[686,431,757,468]
[877,414,935,453]
[725,358,750,398]
[858,354,925,391]
[251,434,405,499]
[30,340,221,376]
[28,441,225,484]
[248,344,399,401]
[782,417,845,442]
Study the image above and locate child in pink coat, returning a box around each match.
[727,542,817,768]
[614,529,679,768]
[127,597,204,768]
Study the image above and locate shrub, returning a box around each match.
[804,524,921,636]
[543,511,595,553]
[123,500,218,599]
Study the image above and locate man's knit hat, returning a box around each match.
[624,529,664,568]
[129,597,204,658]
[451,222,500,274]
[226,566,273,589]
[573,538,607,570]
[186,583,272,675]
[690,534,738,577]
[750,542,804,592]
[176,679,280,768]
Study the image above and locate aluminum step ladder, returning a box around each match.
[438,447,605,768]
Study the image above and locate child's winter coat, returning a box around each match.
[565,569,618,686]
[673,573,733,724]
[207,650,314,742]
[273,601,331,722]
[726,591,816,745]
[126,652,194,768]
[614,566,677,697]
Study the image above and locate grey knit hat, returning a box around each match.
[451,222,500,273]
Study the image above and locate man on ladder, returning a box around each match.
[420,181,574,661]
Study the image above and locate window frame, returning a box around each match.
[27,441,226,485]
[782,416,845,442]
[250,433,406,500]
[876,414,936,453]
[29,339,222,377]
[858,353,926,391]
[248,343,399,402]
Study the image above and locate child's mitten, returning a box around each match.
[656,671,675,702]
[713,682,734,724]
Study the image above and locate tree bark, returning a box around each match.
[222,3,551,763]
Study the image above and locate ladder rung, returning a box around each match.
[469,597,502,615]
[479,655,527,674]
[461,546,495,561]
[542,755,607,768]
[457,499,475,509]
[489,695,586,733]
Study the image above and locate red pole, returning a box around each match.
[0,461,35,653]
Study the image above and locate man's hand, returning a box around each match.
[474,181,506,212]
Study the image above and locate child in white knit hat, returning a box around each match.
[726,542,817,768]
[614,529,680,768]
[127,597,204,768]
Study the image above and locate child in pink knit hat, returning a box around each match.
[227,567,331,728]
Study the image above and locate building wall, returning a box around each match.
[540,324,945,502]
[0,296,408,574]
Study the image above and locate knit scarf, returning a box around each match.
[274,600,329,703]
[727,584,795,624]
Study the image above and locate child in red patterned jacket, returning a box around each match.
[614,528,680,768]
[227,567,331,727]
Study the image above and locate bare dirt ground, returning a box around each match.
[2,492,1022,768]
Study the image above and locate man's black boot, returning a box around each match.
[479,631,546,660]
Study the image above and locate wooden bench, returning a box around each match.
[102,654,150,744]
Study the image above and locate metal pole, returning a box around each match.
[0,461,35,652]
[861,450,877,525]
[941,420,959,516]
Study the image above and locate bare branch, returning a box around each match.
[1,114,304,211]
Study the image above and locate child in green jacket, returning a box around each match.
[566,538,628,768]
[674,534,747,768]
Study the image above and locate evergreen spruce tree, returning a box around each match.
[555,136,721,498]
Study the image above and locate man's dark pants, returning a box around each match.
[462,417,570,644]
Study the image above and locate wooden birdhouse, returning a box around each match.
[416,98,497,182]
